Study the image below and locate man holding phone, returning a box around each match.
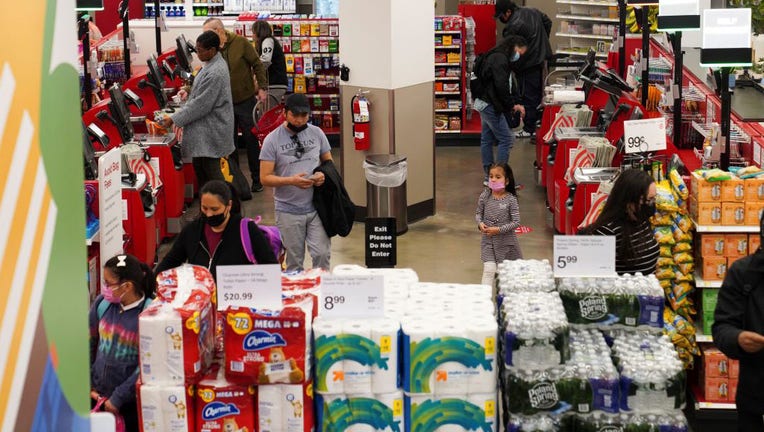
[259,94,333,272]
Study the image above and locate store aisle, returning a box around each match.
[173,139,554,284]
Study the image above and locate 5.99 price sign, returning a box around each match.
[553,235,616,277]
[623,118,667,154]
[320,275,384,318]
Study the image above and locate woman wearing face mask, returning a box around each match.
[155,180,278,280]
[89,253,154,431]
[472,35,528,186]
[581,169,660,276]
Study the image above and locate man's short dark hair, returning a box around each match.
[197,30,220,51]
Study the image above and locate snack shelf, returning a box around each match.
[692,221,759,233]
[435,108,461,113]
[556,32,614,40]
[435,129,461,134]
[435,45,461,49]
[435,30,462,35]
[695,324,713,343]
[434,15,468,135]
[691,384,736,410]
[694,272,723,288]
[435,63,461,67]
[435,91,460,96]
[556,14,619,23]
[435,77,461,81]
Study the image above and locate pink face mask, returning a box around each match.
[101,280,125,304]
[488,180,507,192]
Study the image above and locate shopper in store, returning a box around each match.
[252,20,289,111]
[159,30,234,188]
[155,180,278,280]
[260,93,332,272]
[476,163,523,287]
[495,0,553,139]
[203,18,268,193]
[580,169,659,275]
[713,224,764,432]
[89,254,155,431]
[473,36,527,185]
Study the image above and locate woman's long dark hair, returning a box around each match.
[252,20,280,56]
[104,254,156,299]
[582,168,654,260]
[200,180,241,215]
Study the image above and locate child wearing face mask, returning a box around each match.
[89,253,155,431]
[476,163,523,288]
[155,180,278,280]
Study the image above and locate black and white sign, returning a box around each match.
[553,235,616,277]
[365,218,396,268]
[320,275,384,318]
[623,118,667,154]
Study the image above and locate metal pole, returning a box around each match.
[121,1,131,79]
[672,31,683,147]
[640,7,650,108]
[154,0,161,56]
[720,67,731,170]
[618,0,627,77]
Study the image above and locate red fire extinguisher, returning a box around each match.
[351,92,371,151]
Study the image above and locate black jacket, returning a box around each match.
[482,51,521,115]
[502,7,553,71]
[155,214,278,281]
[712,249,764,414]
[313,160,356,237]
[265,36,288,88]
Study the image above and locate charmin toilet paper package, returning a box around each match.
[404,392,497,432]
[402,318,497,395]
[257,383,314,432]
[155,264,216,304]
[139,300,214,386]
[313,316,400,395]
[315,390,404,432]
[282,269,325,319]
[196,367,256,432]
[224,300,312,384]
[137,380,194,432]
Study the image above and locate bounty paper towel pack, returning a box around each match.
[313,316,400,395]
[196,367,256,432]
[404,393,497,432]
[137,380,194,432]
[315,390,405,432]
[257,383,314,432]
[224,300,312,384]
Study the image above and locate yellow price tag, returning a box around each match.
[484,400,495,418]
[484,336,496,355]
[380,335,392,354]
[393,399,403,417]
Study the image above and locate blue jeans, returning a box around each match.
[480,104,514,171]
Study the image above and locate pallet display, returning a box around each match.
[555,0,618,58]
[434,16,468,134]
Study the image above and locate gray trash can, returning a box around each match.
[364,154,408,234]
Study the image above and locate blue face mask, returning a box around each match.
[510,51,520,62]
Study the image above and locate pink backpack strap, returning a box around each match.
[240,217,257,264]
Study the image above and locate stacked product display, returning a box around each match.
[498,260,689,431]
[434,16,468,134]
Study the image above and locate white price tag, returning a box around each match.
[553,235,617,277]
[623,117,667,154]
[320,275,384,319]
[216,264,282,311]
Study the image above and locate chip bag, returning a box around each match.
[655,226,676,245]
[669,169,689,200]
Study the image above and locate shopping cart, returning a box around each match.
[252,102,285,146]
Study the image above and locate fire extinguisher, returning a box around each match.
[351,92,370,151]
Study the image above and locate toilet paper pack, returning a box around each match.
[155,264,216,304]
[404,392,497,432]
[257,383,314,432]
[315,390,404,432]
[224,300,312,384]
[139,299,214,386]
[136,380,194,432]
[196,367,256,432]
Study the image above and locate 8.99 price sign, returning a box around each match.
[320,275,384,318]
[623,118,667,154]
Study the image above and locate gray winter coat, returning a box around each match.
[171,53,235,158]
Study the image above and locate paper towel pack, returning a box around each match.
[402,319,497,395]
[314,317,400,395]
[404,392,497,432]
[196,367,256,432]
[137,380,194,432]
[315,390,404,432]
[224,300,312,384]
[257,383,314,432]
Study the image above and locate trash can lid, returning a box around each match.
[365,154,407,167]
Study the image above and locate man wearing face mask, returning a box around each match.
[495,0,552,139]
[160,30,234,189]
[259,93,333,272]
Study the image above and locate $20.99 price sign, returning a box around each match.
[623,117,667,154]
[320,275,384,319]
[553,235,616,277]
[215,264,282,311]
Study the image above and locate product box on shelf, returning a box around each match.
[730,360,740,379]
[700,256,727,281]
[744,176,764,201]
[721,176,745,202]
[750,234,761,254]
[137,379,195,432]
[744,201,764,226]
[701,346,730,378]
[700,234,726,256]
[689,197,722,225]
[315,391,404,432]
[704,376,730,402]
[700,288,719,335]
[724,234,749,257]
[405,393,497,432]
[196,367,256,432]
[691,172,723,202]
[730,378,739,401]
[721,202,747,226]
[258,383,314,432]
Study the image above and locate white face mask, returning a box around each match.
[510,51,520,62]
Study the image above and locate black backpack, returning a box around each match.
[470,51,490,100]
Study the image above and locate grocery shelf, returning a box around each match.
[435,30,462,35]
[556,14,620,22]
[435,108,462,112]
[694,272,723,288]
[556,49,607,58]
[435,91,461,96]
[435,77,461,81]
[692,220,759,233]
[435,45,461,49]
[556,32,614,40]
[435,129,461,134]
[558,0,618,5]
[691,384,736,410]
[435,63,461,67]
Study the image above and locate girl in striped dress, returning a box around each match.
[476,163,523,287]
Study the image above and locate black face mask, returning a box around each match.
[203,212,227,228]
[287,122,308,133]
[637,202,656,221]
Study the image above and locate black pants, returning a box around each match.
[738,410,764,432]
[233,96,260,184]
[519,64,544,134]
[192,156,225,190]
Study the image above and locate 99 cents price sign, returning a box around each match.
[320,275,384,319]
[553,235,617,277]
[623,117,667,154]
